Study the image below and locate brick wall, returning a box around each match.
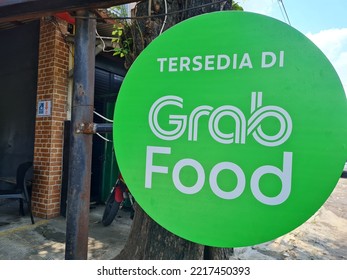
[32,18,70,218]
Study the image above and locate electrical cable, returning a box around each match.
[93,110,114,122]
[148,0,152,16]
[159,0,168,35]
[96,133,113,142]
[277,0,287,23]
[278,0,291,25]
[93,110,113,142]
[95,28,115,52]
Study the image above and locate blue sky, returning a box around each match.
[240,0,347,94]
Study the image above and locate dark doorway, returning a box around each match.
[90,55,125,203]
[0,21,39,177]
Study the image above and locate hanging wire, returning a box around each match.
[96,133,113,142]
[278,0,291,25]
[93,110,114,122]
[277,0,287,23]
[159,0,168,35]
[93,110,113,142]
[95,28,115,52]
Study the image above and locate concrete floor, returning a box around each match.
[1,176,346,260]
[230,176,347,260]
[0,200,132,260]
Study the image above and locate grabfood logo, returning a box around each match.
[114,12,347,247]
[145,92,293,206]
[149,92,292,145]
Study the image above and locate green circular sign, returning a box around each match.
[113,12,347,247]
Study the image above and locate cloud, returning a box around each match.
[306,28,347,95]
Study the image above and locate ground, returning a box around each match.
[230,175,347,260]
[0,176,346,260]
[0,202,133,260]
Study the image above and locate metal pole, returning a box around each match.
[65,10,96,260]
[94,123,113,133]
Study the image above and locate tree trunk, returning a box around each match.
[115,204,205,259]
[115,0,234,260]
[123,0,234,68]
[115,204,233,260]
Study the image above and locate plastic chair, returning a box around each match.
[0,162,34,224]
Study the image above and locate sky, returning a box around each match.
[239,0,347,95]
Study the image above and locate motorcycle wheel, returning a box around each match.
[102,189,121,226]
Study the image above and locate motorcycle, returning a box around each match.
[101,174,135,226]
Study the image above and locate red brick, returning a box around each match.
[32,17,69,218]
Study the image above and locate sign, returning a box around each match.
[113,12,347,247]
[37,100,51,117]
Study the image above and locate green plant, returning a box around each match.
[232,0,244,11]
[112,25,132,57]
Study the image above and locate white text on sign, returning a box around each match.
[157,51,284,72]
